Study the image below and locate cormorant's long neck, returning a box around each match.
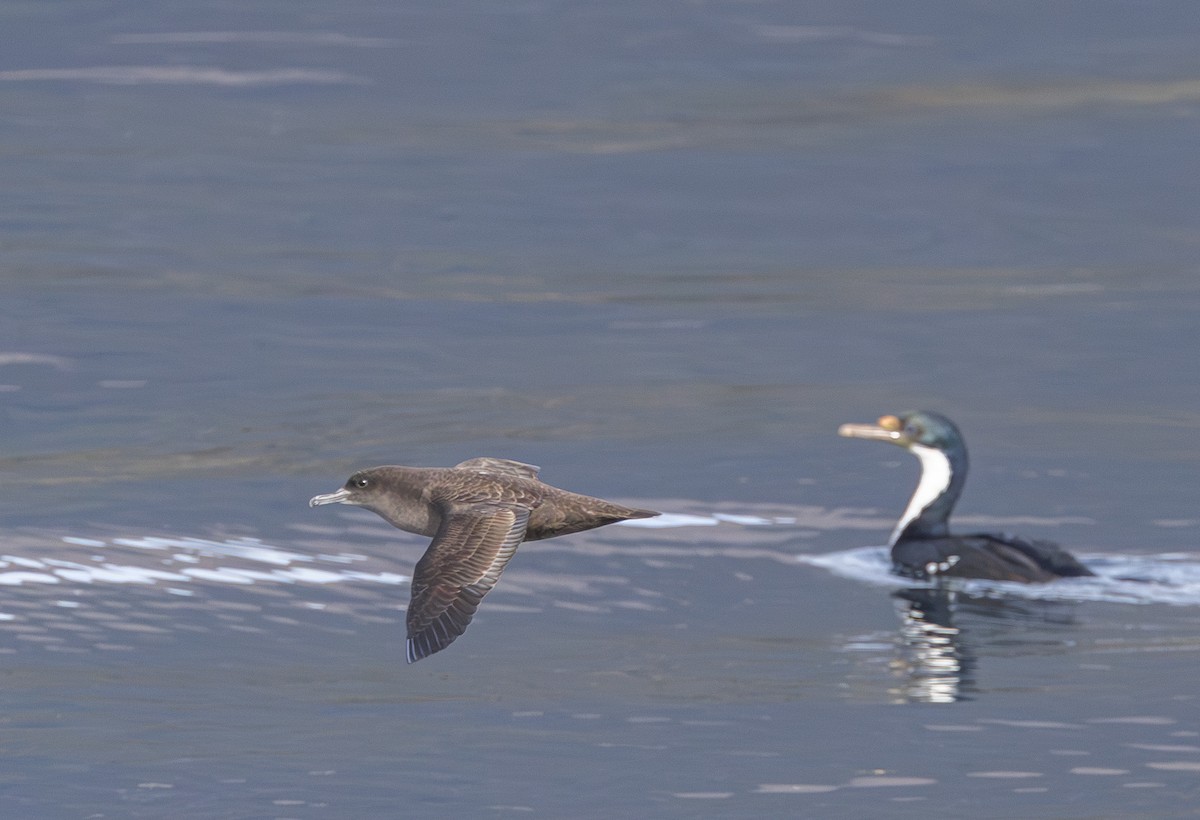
[890,443,967,546]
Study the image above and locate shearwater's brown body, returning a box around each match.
[310,457,658,663]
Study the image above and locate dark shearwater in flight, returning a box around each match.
[310,457,659,663]
[839,411,1093,583]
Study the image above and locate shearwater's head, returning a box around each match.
[309,468,384,509]
[838,410,968,545]
[309,466,440,535]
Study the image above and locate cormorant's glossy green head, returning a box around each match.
[839,410,969,544]
[838,410,964,455]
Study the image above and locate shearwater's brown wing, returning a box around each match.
[406,503,531,663]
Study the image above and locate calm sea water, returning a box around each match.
[2,1,1200,817]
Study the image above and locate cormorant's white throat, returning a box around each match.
[890,443,953,547]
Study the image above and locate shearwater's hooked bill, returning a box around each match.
[310,457,658,662]
[839,411,1093,583]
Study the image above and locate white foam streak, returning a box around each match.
[61,537,106,547]
[712,513,777,526]
[619,513,720,528]
[114,536,313,565]
[619,512,799,529]
[0,535,412,590]
[53,566,189,585]
[0,571,59,586]
[3,556,48,569]
[343,571,407,585]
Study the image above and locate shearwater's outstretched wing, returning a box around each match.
[405,503,531,663]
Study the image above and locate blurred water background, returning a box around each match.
[2,1,1200,816]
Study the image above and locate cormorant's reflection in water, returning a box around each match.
[892,588,975,703]
[890,588,1080,704]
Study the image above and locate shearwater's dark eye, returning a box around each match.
[353,476,370,489]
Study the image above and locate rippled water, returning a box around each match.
[1,510,1199,815]
[3,0,1200,816]
[804,545,1200,606]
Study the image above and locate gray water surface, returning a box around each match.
[2,1,1200,817]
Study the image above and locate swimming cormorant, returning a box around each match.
[839,411,1093,582]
